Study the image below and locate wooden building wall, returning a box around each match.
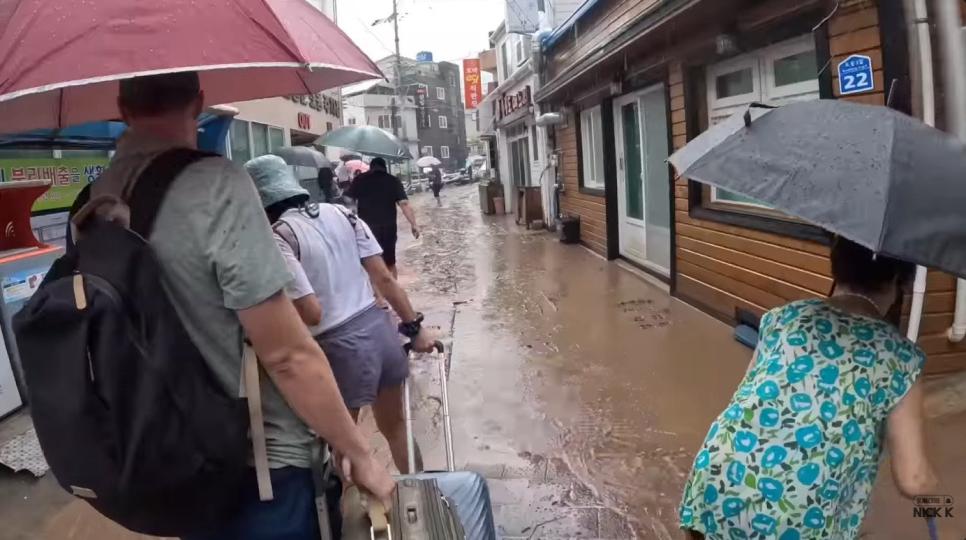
[557,121,608,256]
[673,0,966,374]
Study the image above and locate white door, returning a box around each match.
[614,93,646,265]
[614,85,672,275]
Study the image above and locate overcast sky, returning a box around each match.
[338,0,505,65]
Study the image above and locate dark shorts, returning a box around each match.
[181,467,319,540]
[316,305,409,409]
[369,223,398,266]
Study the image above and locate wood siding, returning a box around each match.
[557,119,608,256]
[672,2,965,374]
[546,0,662,83]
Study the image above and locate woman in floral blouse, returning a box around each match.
[680,238,937,539]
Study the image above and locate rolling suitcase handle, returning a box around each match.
[403,340,455,473]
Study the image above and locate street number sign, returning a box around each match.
[837,54,874,95]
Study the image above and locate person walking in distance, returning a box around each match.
[88,72,393,539]
[246,155,434,474]
[347,157,419,277]
[429,165,443,205]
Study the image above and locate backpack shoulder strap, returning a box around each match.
[272,218,301,261]
[128,148,217,238]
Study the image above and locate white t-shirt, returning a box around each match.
[273,204,383,334]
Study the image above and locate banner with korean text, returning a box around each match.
[463,59,482,109]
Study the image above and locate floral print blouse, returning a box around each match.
[679,299,925,539]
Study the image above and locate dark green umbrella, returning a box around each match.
[316,125,413,161]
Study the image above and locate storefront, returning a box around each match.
[494,81,548,223]
[227,92,342,164]
[537,0,965,373]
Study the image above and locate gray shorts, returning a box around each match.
[315,304,408,409]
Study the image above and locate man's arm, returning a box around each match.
[394,177,419,238]
[275,231,322,327]
[361,255,434,352]
[399,200,419,238]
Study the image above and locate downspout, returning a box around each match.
[935,0,966,342]
[905,0,936,343]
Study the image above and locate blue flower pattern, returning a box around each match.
[680,300,924,539]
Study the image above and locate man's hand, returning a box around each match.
[411,225,421,239]
[410,328,435,353]
[339,452,395,509]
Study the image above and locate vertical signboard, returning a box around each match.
[463,59,482,109]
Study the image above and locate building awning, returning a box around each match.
[535,0,702,104]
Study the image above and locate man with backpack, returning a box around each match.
[16,72,394,539]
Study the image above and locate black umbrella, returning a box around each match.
[668,100,966,277]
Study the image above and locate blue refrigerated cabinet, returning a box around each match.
[0,180,63,418]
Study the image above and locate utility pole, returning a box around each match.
[391,0,402,139]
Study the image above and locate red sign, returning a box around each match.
[499,86,531,119]
[463,58,482,109]
[297,112,311,130]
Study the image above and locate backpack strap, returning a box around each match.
[272,219,301,261]
[127,148,217,237]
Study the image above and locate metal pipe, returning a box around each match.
[905,0,937,343]
[934,0,966,342]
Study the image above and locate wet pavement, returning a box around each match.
[391,184,751,538]
[2,182,966,539]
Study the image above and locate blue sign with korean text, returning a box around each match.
[837,54,874,95]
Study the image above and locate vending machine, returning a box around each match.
[0,180,63,417]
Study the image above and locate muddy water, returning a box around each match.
[397,185,752,538]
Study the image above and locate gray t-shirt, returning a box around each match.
[91,131,313,468]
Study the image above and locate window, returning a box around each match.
[531,124,539,161]
[251,123,269,157]
[378,115,390,129]
[500,42,510,81]
[450,75,457,88]
[441,146,450,159]
[229,120,251,163]
[348,118,357,125]
[421,146,433,157]
[579,106,605,191]
[436,87,445,100]
[438,115,448,129]
[702,34,819,216]
[515,35,531,66]
[268,127,285,151]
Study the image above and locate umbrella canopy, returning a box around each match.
[416,156,442,168]
[668,100,966,277]
[0,0,381,134]
[316,126,413,161]
[343,160,369,175]
[272,146,331,168]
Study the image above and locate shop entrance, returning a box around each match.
[613,84,671,275]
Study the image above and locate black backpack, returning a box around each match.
[13,149,250,536]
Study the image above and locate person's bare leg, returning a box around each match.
[372,384,421,474]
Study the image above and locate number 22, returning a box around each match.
[842,72,868,91]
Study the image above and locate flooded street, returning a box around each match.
[395,184,752,538]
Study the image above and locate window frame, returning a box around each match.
[577,106,605,193]
[686,35,831,244]
[761,35,820,102]
[440,146,450,159]
[436,87,445,100]
[438,115,448,129]
[421,146,434,157]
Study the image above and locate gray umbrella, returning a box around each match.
[315,125,413,161]
[272,146,331,168]
[668,100,966,277]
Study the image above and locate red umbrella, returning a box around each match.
[0,0,382,134]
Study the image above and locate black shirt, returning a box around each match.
[347,169,408,228]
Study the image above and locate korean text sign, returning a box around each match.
[463,59,482,109]
[0,157,109,213]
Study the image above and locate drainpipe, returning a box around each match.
[934,0,966,342]
[905,0,936,342]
